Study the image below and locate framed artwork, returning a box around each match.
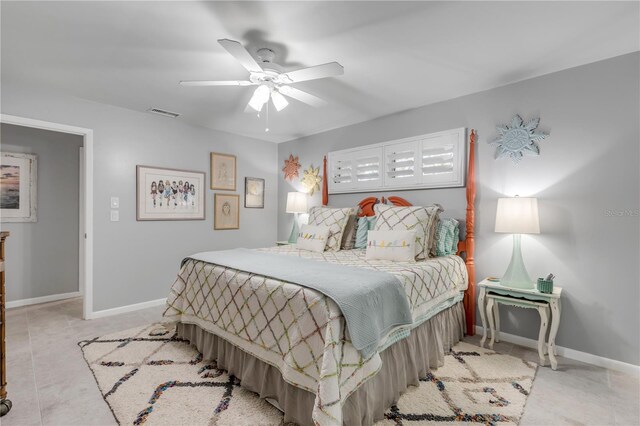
[244,177,265,208]
[1,152,37,222]
[136,165,206,221]
[210,152,236,191]
[214,193,240,230]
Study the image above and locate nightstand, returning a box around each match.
[276,241,292,246]
[478,278,563,370]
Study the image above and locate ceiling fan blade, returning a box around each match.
[281,62,344,83]
[218,39,263,74]
[180,80,255,86]
[279,86,327,107]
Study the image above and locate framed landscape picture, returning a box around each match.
[210,152,236,191]
[214,193,239,230]
[136,165,206,221]
[1,152,37,222]
[244,177,265,208]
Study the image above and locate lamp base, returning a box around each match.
[288,213,299,244]
[500,234,534,289]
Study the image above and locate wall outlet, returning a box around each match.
[110,210,120,222]
[110,196,120,208]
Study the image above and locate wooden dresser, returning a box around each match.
[0,231,10,416]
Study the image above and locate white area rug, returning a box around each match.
[79,323,537,425]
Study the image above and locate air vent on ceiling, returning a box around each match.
[147,108,180,118]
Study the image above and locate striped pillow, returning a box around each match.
[308,206,354,251]
[435,218,460,256]
[373,204,442,260]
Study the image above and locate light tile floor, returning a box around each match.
[2,298,639,426]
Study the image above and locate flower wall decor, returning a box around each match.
[282,154,301,181]
[301,165,322,196]
[489,115,548,163]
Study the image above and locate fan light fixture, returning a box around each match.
[248,84,289,113]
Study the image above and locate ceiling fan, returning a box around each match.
[180,39,344,113]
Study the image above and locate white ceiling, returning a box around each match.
[2,1,638,143]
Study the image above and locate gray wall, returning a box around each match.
[277,53,640,366]
[1,85,279,312]
[1,124,83,302]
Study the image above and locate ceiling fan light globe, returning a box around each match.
[248,84,271,111]
[271,90,289,111]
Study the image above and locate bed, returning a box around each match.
[163,130,477,425]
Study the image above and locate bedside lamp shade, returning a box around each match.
[495,196,539,289]
[286,192,307,243]
[286,192,307,214]
[495,197,540,234]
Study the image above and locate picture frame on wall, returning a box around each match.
[136,165,206,221]
[210,152,236,191]
[244,177,265,209]
[214,193,240,230]
[0,152,38,222]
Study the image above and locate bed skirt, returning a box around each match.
[176,300,466,426]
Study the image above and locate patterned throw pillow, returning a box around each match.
[296,224,330,253]
[366,230,417,262]
[435,218,460,256]
[308,206,354,251]
[373,204,442,260]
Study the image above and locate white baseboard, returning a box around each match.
[88,298,167,319]
[474,326,640,376]
[6,291,82,309]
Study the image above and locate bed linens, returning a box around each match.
[163,246,467,425]
[181,248,413,358]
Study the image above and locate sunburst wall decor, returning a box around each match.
[301,165,322,196]
[490,115,548,163]
[282,154,301,181]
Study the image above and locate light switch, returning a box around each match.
[110,197,120,208]
[110,210,119,222]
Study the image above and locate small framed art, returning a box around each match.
[136,165,206,221]
[244,177,265,208]
[210,152,236,191]
[214,193,240,230]
[1,152,37,222]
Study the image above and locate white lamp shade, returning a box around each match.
[495,197,540,234]
[286,192,307,214]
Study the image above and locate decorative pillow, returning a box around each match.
[355,216,369,249]
[308,206,354,251]
[366,230,417,262]
[355,216,378,249]
[340,213,358,250]
[373,204,442,260]
[435,218,460,256]
[296,224,330,253]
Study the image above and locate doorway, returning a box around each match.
[0,114,93,319]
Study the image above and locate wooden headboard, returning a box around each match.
[321,129,477,335]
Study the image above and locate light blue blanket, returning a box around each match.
[183,248,413,358]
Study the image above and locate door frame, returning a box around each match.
[1,114,94,319]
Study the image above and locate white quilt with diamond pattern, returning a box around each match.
[163,246,468,425]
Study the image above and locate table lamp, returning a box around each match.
[286,192,307,243]
[495,196,540,289]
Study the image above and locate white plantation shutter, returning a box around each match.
[327,128,466,194]
[420,129,465,187]
[329,154,354,192]
[384,141,419,187]
[354,147,382,189]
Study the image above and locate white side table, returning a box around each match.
[478,279,563,370]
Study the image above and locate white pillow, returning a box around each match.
[308,206,354,251]
[366,230,417,262]
[296,224,331,253]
